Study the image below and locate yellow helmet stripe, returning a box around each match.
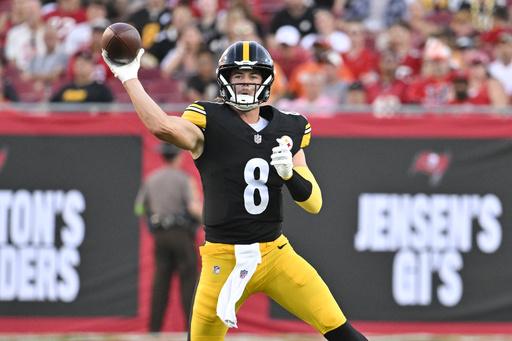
[243,41,250,61]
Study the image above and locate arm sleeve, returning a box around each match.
[283,166,322,214]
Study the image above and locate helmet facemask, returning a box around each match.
[218,68,274,111]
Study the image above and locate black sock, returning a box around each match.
[324,321,368,341]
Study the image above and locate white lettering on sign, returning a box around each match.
[0,190,85,302]
[355,193,502,307]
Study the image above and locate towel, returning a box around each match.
[216,243,262,328]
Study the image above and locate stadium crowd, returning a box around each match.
[1,0,512,114]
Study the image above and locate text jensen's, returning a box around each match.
[355,193,502,307]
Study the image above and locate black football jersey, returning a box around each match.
[182,102,311,244]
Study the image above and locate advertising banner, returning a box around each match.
[276,136,512,323]
[0,135,142,316]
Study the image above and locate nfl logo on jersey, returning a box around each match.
[213,265,221,274]
[254,134,262,144]
[240,270,248,279]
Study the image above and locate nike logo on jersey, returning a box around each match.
[278,243,287,249]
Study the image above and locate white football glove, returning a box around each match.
[270,138,293,179]
[101,48,144,83]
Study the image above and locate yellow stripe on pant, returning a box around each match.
[189,235,347,339]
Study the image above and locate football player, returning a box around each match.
[102,41,368,340]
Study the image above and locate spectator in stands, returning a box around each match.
[20,23,68,100]
[217,0,264,43]
[405,0,442,48]
[319,49,349,105]
[365,49,408,115]
[478,5,512,50]
[62,0,109,56]
[345,80,367,105]
[195,0,223,56]
[410,0,452,30]
[65,19,112,84]
[312,0,344,19]
[449,8,477,39]
[488,32,512,98]
[141,5,195,69]
[458,0,500,33]
[126,0,172,50]
[267,0,316,49]
[177,0,202,17]
[456,50,508,107]
[50,50,113,102]
[268,25,312,80]
[404,37,454,106]
[43,0,87,41]
[343,0,408,34]
[0,60,19,102]
[0,0,25,51]
[341,18,380,84]
[183,47,219,102]
[287,40,354,100]
[276,68,337,116]
[161,24,205,80]
[300,7,350,53]
[448,71,471,105]
[365,49,408,105]
[4,0,46,71]
[451,35,477,70]
[215,3,263,54]
[108,0,143,23]
[225,17,261,46]
[381,20,423,80]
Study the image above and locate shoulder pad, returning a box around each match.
[182,102,206,128]
[276,108,311,148]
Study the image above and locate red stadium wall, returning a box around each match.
[0,111,512,336]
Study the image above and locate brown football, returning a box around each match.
[102,23,141,65]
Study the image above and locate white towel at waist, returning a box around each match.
[216,243,262,328]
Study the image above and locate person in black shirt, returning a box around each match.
[126,0,171,50]
[184,47,219,102]
[102,40,368,340]
[141,4,194,69]
[50,50,113,103]
[267,0,317,48]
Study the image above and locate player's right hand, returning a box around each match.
[101,48,144,84]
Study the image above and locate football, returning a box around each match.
[102,23,141,65]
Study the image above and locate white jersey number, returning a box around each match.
[244,158,270,215]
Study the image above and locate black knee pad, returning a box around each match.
[324,321,368,341]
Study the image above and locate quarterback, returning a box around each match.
[103,40,368,340]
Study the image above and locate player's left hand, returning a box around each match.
[102,48,144,83]
[270,138,293,179]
